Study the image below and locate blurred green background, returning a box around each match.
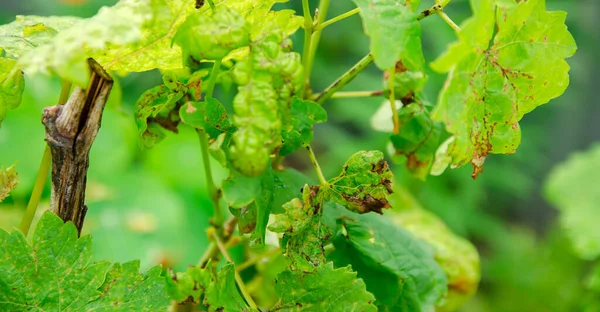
[1,0,599,311]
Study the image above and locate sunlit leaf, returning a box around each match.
[0,163,18,202]
[431,0,577,178]
[0,58,24,127]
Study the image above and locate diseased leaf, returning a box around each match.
[268,185,329,272]
[134,85,184,149]
[180,97,236,139]
[274,262,377,311]
[0,58,24,127]
[352,0,423,70]
[0,163,18,202]
[174,6,250,64]
[280,97,327,156]
[388,187,480,311]
[205,263,255,311]
[431,0,577,178]
[0,15,79,58]
[166,264,211,303]
[0,211,170,311]
[545,144,600,260]
[326,203,447,311]
[323,150,394,214]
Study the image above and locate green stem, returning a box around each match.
[305,144,327,185]
[19,80,71,236]
[315,7,360,31]
[236,247,281,272]
[315,90,384,100]
[205,59,222,100]
[197,129,221,225]
[438,11,460,32]
[19,146,52,235]
[300,0,314,98]
[206,0,215,11]
[304,0,330,93]
[314,53,374,104]
[388,66,400,135]
[213,232,258,309]
[417,0,450,20]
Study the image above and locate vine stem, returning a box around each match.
[300,0,314,99]
[236,248,282,272]
[388,67,400,135]
[439,11,460,32]
[305,144,327,185]
[19,80,71,236]
[206,0,215,11]
[205,59,222,99]
[304,0,330,94]
[197,129,221,225]
[315,7,359,31]
[314,53,374,104]
[213,232,258,309]
[416,0,460,32]
[316,90,384,100]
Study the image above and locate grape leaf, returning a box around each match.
[134,84,184,149]
[388,187,480,311]
[0,211,170,311]
[545,144,600,260]
[179,98,236,139]
[352,0,423,70]
[166,262,256,311]
[0,58,24,127]
[174,6,250,64]
[280,97,327,156]
[0,163,18,202]
[17,0,156,86]
[431,0,577,178]
[0,15,80,58]
[326,203,447,311]
[272,168,311,214]
[323,150,394,214]
[268,185,329,272]
[274,262,376,311]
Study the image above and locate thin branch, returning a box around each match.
[236,248,282,272]
[205,59,222,99]
[315,8,360,31]
[19,146,51,235]
[388,66,400,135]
[438,11,461,32]
[197,129,221,225]
[305,144,327,185]
[316,90,384,100]
[300,0,314,98]
[314,53,374,104]
[213,232,258,309]
[304,0,331,98]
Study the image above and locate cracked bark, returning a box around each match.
[42,58,113,235]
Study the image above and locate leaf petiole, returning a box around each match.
[300,0,314,98]
[314,53,374,104]
[197,129,222,225]
[315,7,360,31]
[315,90,384,100]
[388,66,400,135]
[205,59,222,100]
[305,144,328,185]
[438,11,460,32]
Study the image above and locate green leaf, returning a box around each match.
[0,211,170,310]
[326,204,447,311]
[134,85,184,149]
[180,98,236,139]
[387,187,480,312]
[0,57,25,127]
[431,0,577,178]
[17,0,156,85]
[274,262,377,311]
[280,97,327,156]
[545,144,600,260]
[268,186,329,272]
[324,150,394,214]
[272,168,311,214]
[205,263,255,311]
[352,0,423,70]
[0,15,79,58]
[174,6,250,64]
[0,163,18,202]
[166,264,211,303]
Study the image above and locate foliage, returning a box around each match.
[0,0,580,311]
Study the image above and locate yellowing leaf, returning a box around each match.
[431,0,577,178]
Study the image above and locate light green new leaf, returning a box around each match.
[545,144,600,260]
[135,84,185,149]
[280,97,327,156]
[0,15,79,58]
[166,264,211,303]
[0,58,24,127]
[324,150,394,214]
[0,211,170,311]
[17,0,155,86]
[180,98,236,139]
[327,204,447,311]
[268,185,329,272]
[431,0,577,178]
[274,262,377,311]
[388,187,480,312]
[205,263,255,311]
[174,6,250,63]
[272,168,311,214]
[0,163,18,202]
[352,0,423,70]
